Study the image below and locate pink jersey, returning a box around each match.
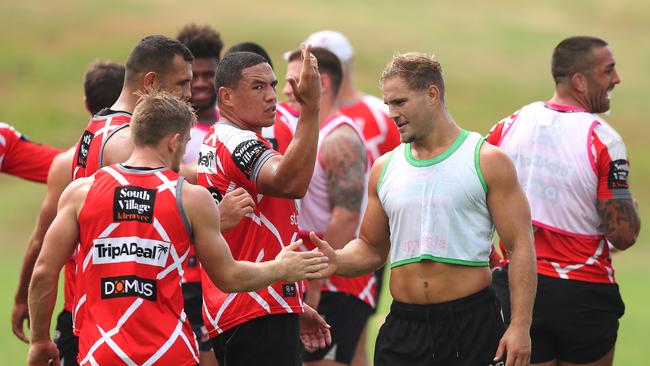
[340,94,400,164]
[0,122,61,183]
[298,114,376,307]
[197,121,303,337]
[76,165,197,365]
[488,101,632,283]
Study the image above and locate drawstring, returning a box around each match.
[426,309,436,360]
[448,306,461,359]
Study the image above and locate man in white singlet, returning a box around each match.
[314,52,537,366]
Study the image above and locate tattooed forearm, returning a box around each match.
[321,125,368,212]
[597,198,641,250]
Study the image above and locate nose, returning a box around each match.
[182,84,192,101]
[388,107,400,121]
[282,82,293,100]
[612,69,621,85]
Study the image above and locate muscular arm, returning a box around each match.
[597,198,640,250]
[13,149,73,342]
[256,46,321,198]
[29,178,89,344]
[186,184,326,293]
[481,142,535,363]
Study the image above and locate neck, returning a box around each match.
[111,86,140,113]
[218,106,263,134]
[548,85,590,111]
[411,107,461,156]
[196,105,218,125]
[122,146,170,170]
[336,73,363,106]
[319,97,339,127]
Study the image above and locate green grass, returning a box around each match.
[1,0,649,364]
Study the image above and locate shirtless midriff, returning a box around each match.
[390,261,491,304]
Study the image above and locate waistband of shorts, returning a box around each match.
[390,286,495,319]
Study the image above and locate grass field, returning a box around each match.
[1,0,648,364]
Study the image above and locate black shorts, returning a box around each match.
[211,313,301,366]
[374,287,506,366]
[492,268,625,364]
[54,309,79,366]
[302,292,373,363]
[182,282,211,352]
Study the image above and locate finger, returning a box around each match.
[240,196,255,209]
[287,77,304,105]
[322,326,332,346]
[13,325,29,343]
[284,240,303,252]
[493,338,506,362]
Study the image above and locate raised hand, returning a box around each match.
[274,240,329,282]
[218,187,255,231]
[299,303,332,352]
[287,44,321,111]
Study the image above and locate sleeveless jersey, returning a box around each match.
[488,101,631,283]
[340,94,400,164]
[182,106,219,167]
[197,121,303,337]
[70,111,131,320]
[0,122,61,183]
[76,165,198,365]
[378,130,494,268]
[298,114,376,307]
[262,101,300,154]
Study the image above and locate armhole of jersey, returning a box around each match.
[175,176,193,238]
[376,150,394,194]
[474,137,488,194]
[98,123,130,169]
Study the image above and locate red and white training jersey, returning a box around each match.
[182,106,219,167]
[488,101,632,284]
[75,165,198,365]
[262,101,299,154]
[71,110,132,180]
[340,94,400,164]
[0,122,61,183]
[298,114,376,307]
[197,121,303,337]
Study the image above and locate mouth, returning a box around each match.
[264,105,277,114]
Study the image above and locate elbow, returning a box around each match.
[609,234,638,251]
[277,181,309,199]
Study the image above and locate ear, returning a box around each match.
[218,86,234,108]
[426,84,440,104]
[143,71,159,91]
[320,73,330,96]
[570,73,588,93]
[169,132,182,153]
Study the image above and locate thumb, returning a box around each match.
[309,232,325,247]
[284,239,303,252]
[493,337,506,361]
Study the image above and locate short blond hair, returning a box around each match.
[380,52,445,100]
[131,91,196,147]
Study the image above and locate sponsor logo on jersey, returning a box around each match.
[113,186,156,223]
[198,150,215,169]
[608,159,629,189]
[101,275,157,301]
[207,186,223,204]
[232,139,268,179]
[282,283,296,297]
[76,130,94,167]
[93,237,170,267]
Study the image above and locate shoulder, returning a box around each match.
[479,142,517,188]
[592,118,627,156]
[61,175,95,209]
[48,148,75,186]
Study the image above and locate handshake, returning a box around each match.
[273,232,337,282]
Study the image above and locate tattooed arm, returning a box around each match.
[597,198,640,250]
[321,124,368,250]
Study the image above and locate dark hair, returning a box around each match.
[380,52,445,101]
[215,51,268,102]
[177,24,223,60]
[131,91,196,147]
[125,35,194,84]
[226,42,273,69]
[552,36,608,84]
[287,47,342,96]
[84,60,125,115]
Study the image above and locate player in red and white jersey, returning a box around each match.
[225,42,300,154]
[12,60,125,366]
[489,36,640,366]
[0,122,61,183]
[197,47,331,365]
[27,91,329,366]
[284,47,375,366]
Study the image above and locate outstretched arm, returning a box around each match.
[481,143,536,366]
[256,44,322,198]
[13,149,73,343]
[186,184,327,293]
[28,178,90,366]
